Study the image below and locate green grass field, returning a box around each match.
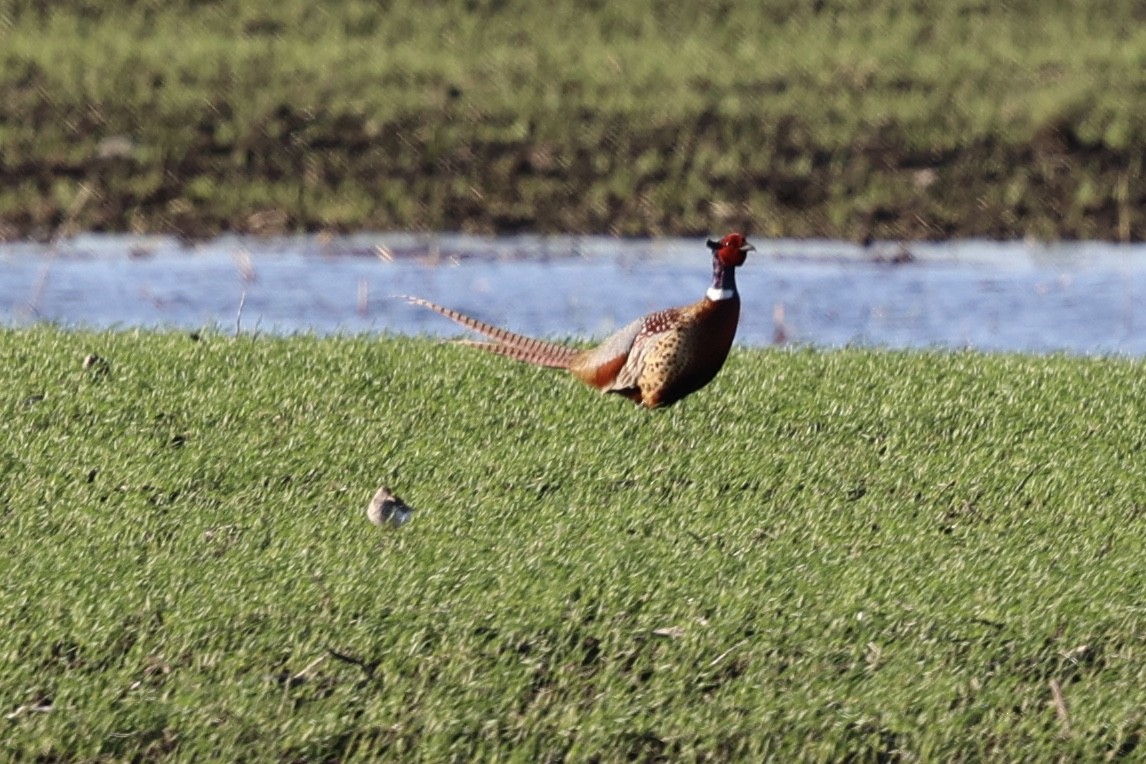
[3,0,1146,239]
[3,327,1146,760]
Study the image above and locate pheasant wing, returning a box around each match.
[572,309,680,394]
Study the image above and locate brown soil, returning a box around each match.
[2,111,1142,242]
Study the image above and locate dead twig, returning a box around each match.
[1012,466,1041,499]
[709,639,748,668]
[358,278,369,317]
[25,183,95,318]
[1049,678,1071,735]
[327,648,378,679]
[235,289,247,336]
[5,702,53,720]
[291,654,327,683]
[56,184,95,244]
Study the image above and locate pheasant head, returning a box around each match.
[706,232,754,302]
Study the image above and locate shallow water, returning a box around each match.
[1,233,1143,355]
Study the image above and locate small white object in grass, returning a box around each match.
[367,486,415,528]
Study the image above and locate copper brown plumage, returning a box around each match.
[404,232,754,408]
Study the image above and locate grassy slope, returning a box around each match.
[1,0,1145,239]
[3,327,1146,760]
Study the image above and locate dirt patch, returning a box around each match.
[2,110,1142,242]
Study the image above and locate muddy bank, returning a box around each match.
[3,109,1141,243]
[7,1,1145,242]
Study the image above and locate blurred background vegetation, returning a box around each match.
[1,0,1145,240]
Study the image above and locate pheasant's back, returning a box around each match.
[570,297,740,408]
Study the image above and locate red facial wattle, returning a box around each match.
[716,233,753,267]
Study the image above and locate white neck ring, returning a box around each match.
[706,287,735,301]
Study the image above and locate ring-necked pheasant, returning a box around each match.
[404,232,754,408]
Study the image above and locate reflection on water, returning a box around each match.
[0,233,1143,355]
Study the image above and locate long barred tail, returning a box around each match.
[402,296,579,369]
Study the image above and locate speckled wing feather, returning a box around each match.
[602,308,681,392]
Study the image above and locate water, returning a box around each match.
[1,233,1143,355]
